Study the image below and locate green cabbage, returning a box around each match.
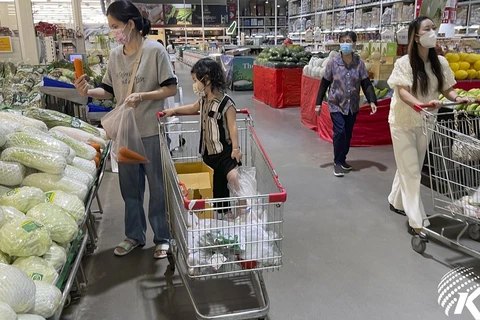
[42,243,66,272]
[5,132,70,158]
[0,263,36,314]
[0,301,16,320]
[45,190,85,225]
[0,217,52,257]
[0,251,9,264]
[1,206,25,224]
[1,147,67,175]
[32,280,61,318]
[0,186,47,213]
[12,256,58,284]
[26,203,78,244]
[22,173,88,202]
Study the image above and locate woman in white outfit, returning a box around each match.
[386,16,474,235]
[167,40,176,72]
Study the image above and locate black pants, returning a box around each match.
[330,111,357,165]
[203,145,238,213]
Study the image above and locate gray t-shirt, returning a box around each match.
[102,39,176,138]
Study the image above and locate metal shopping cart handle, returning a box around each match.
[413,99,480,113]
[157,109,252,119]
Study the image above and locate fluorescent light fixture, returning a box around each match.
[470,25,480,28]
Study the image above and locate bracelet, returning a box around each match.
[233,148,240,151]
[139,93,143,102]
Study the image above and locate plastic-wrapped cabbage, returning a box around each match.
[71,157,97,177]
[0,112,48,133]
[0,301,17,320]
[31,280,61,318]
[0,263,36,313]
[22,174,88,202]
[18,314,46,320]
[0,127,7,148]
[0,119,23,132]
[12,257,58,284]
[26,203,78,244]
[1,147,67,175]
[0,186,12,197]
[0,207,4,228]
[42,243,66,272]
[66,147,76,165]
[1,206,25,224]
[64,165,94,187]
[48,130,96,160]
[44,190,85,225]
[0,217,52,257]
[5,132,70,158]
[0,161,26,187]
[0,187,46,213]
[0,251,9,264]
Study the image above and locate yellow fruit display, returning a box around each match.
[467,69,477,80]
[474,60,480,71]
[455,70,469,80]
[459,61,471,70]
[446,53,461,63]
[450,63,460,72]
[459,52,469,61]
[477,71,480,79]
[465,53,480,64]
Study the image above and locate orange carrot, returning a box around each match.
[96,151,101,159]
[89,143,101,152]
[74,59,83,79]
[117,154,146,164]
[94,156,100,167]
[118,147,148,163]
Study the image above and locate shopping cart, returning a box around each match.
[411,100,480,257]
[158,109,286,320]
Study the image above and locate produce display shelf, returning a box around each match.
[41,77,88,106]
[47,142,111,320]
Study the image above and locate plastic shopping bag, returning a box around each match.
[101,103,148,164]
[227,166,257,198]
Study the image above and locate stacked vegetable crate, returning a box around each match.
[0,107,110,319]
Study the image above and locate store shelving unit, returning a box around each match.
[456,0,480,37]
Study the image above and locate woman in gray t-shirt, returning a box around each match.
[74,0,177,259]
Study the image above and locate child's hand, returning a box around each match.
[232,148,242,163]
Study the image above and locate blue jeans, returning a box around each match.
[118,135,169,246]
[330,111,357,165]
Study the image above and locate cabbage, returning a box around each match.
[42,243,66,272]
[49,130,96,160]
[26,203,78,244]
[0,301,17,320]
[1,147,67,175]
[22,174,88,202]
[31,280,61,318]
[12,257,58,284]
[66,147,76,165]
[1,206,25,224]
[71,157,97,177]
[0,263,36,313]
[0,217,52,257]
[44,190,85,225]
[0,187,47,213]
[0,161,26,187]
[0,251,10,264]
[0,206,4,227]
[18,315,46,320]
[5,132,70,158]
[0,186,12,196]
[0,112,48,132]
[64,165,94,187]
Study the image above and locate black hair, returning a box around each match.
[157,39,164,46]
[408,16,444,96]
[106,0,151,37]
[191,58,227,93]
[339,31,357,42]
[170,40,175,50]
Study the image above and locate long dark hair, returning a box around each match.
[408,16,444,96]
[106,0,151,37]
[191,58,227,93]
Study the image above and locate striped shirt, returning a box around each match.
[199,94,236,155]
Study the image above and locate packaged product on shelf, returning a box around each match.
[71,157,97,177]
[45,190,85,226]
[1,206,25,225]
[22,173,89,202]
[13,256,58,284]
[0,186,47,214]
[31,280,62,318]
[0,263,36,313]
[0,250,9,264]
[5,131,70,158]
[456,6,469,26]
[471,5,480,25]
[42,243,67,272]
[0,302,16,320]
[1,147,67,175]
[0,161,26,187]
[17,314,47,320]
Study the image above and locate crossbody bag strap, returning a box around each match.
[126,39,145,97]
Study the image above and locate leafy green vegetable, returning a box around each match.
[1,147,67,175]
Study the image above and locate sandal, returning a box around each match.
[114,239,140,256]
[154,243,169,259]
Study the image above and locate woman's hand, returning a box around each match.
[428,100,444,109]
[456,96,476,104]
[231,148,242,163]
[74,74,89,97]
[370,103,377,115]
[125,93,143,108]
[315,105,322,116]
[161,109,176,117]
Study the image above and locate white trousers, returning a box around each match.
[388,125,430,229]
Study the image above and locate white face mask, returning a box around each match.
[193,82,206,97]
[418,30,437,49]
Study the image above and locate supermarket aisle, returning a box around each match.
[62,63,477,320]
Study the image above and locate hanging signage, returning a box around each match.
[164,4,193,25]
[0,36,12,53]
[419,0,448,27]
[134,3,165,26]
[227,1,237,23]
[442,0,457,24]
[192,5,228,26]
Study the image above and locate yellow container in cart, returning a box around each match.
[158,109,286,320]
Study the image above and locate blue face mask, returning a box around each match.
[340,43,354,55]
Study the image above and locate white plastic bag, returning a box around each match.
[227,166,257,198]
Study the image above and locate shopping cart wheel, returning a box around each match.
[468,224,480,241]
[411,235,427,254]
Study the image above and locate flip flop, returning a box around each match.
[114,240,139,256]
[154,243,169,259]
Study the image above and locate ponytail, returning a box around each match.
[141,17,151,37]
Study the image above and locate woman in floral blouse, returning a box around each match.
[315,31,377,177]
